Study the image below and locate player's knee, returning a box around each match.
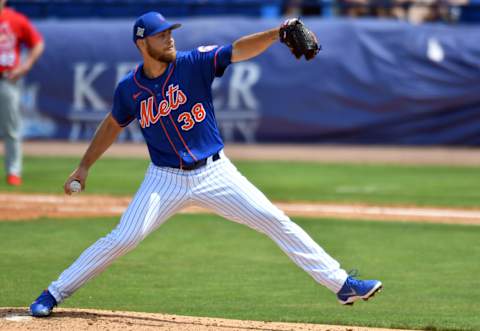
[257,208,289,222]
[4,129,20,140]
[117,235,142,250]
[107,230,142,251]
[262,213,294,230]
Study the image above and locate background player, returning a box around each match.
[30,11,382,317]
[0,0,44,186]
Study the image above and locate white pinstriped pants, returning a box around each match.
[49,152,348,303]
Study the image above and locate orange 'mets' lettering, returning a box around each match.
[139,85,189,128]
[139,96,154,128]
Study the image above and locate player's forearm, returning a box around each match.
[23,41,44,71]
[231,28,279,63]
[78,113,123,170]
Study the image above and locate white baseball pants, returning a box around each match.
[49,152,348,303]
[0,79,22,176]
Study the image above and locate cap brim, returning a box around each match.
[149,22,182,37]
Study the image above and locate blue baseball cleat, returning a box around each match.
[337,276,383,305]
[30,290,57,317]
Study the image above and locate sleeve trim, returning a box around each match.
[111,112,134,128]
[213,46,224,76]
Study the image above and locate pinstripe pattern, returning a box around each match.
[49,164,190,303]
[48,152,347,303]
[189,156,348,293]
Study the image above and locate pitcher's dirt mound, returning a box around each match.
[0,308,417,331]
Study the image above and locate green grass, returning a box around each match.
[1,155,477,330]
[1,156,480,207]
[1,215,479,331]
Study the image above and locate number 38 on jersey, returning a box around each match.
[139,84,206,131]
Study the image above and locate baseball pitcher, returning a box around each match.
[30,12,382,317]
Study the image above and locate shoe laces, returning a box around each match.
[37,290,57,307]
[347,269,359,277]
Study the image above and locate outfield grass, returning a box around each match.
[0,156,479,207]
[1,215,479,331]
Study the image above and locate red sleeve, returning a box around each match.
[18,13,43,48]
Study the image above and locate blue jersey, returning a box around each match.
[111,44,233,168]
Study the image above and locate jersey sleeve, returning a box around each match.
[193,44,233,83]
[111,84,135,127]
[18,13,43,48]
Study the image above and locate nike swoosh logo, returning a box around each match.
[341,289,357,296]
[132,91,142,100]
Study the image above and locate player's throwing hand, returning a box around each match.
[64,167,87,195]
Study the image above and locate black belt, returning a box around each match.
[178,152,220,171]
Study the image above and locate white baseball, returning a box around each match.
[69,180,82,193]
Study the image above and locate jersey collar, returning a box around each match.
[136,62,173,85]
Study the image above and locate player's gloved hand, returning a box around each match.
[279,18,321,61]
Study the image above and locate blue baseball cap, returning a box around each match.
[133,12,181,43]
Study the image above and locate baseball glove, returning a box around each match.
[279,18,321,61]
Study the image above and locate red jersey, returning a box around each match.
[0,7,42,72]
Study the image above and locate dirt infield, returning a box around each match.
[1,193,480,225]
[1,308,416,331]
